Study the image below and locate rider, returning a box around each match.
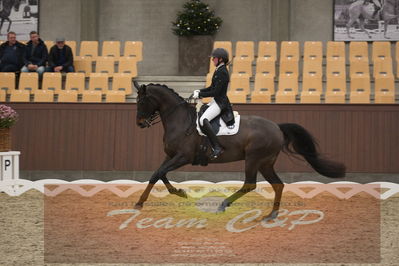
[192,48,232,160]
[364,0,382,19]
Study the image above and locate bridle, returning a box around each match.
[137,93,196,134]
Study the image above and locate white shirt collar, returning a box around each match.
[216,63,225,70]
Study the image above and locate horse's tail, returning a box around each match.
[278,123,346,178]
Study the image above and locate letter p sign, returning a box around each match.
[2,156,12,181]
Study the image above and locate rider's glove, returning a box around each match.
[192,90,200,99]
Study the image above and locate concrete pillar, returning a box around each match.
[271,0,291,41]
[80,0,99,41]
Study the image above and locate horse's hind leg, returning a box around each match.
[259,164,284,221]
[346,18,356,39]
[358,17,371,38]
[217,158,258,213]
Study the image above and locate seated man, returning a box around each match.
[21,31,48,76]
[0,32,26,72]
[47,38,74,73]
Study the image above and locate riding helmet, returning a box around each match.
[210,48,229,64]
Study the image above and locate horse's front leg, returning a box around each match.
[383,19,390,39]
[158,156,187,198]
[346,18,356,39]
[6,18,11,33]
[358,18,371,38]
[134,154,189,209]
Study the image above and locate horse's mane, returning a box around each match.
[147,83,197,114]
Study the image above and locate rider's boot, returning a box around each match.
[202,119,224,159]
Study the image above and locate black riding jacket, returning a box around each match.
[199,64,231,111]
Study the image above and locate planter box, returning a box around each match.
[178,35,214,76]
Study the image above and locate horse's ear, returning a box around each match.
[134,81,140,92]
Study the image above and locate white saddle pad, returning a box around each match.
[196,111,241,136]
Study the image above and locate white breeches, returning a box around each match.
[200,100,221,126]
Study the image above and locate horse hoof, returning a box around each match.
[262,210,279,222]
[134,203,143,210]
[175,188,187,198]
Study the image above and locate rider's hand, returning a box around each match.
[192,90,200,99]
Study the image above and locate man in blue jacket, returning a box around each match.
[21,31,48,76]
[0,32,26,72]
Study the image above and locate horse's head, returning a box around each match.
[135,82,160,128]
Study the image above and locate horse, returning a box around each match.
[346,0,399,39]
[133,82,346,221]
[0,0,20,35]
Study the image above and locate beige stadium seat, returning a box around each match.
[124,41,143,61]
[79,41,98,58]
[112,73,133,95]
[0,72,15,92]
[233,57,252,76]
[280,41,299,61]
[74,56,92,76]
[256,58,275,77]
[44,40,54,52]
[350,73,370,93]
[102,41,120,58]
[349,41,368,61]
[65,41,77,56]
[88,73,109,93]
[118,57,138,76]
[82,90,102,102]
[201,73,213,104]
[252,74,274,103]
[326,58,346,79]
[19,72,38,93]
[350,89,370,103]
[276,88,296,103]
[374,75,395,103]
[227,88,247,103]
[326,73,346,94]
[374,58,393,78]
[0,90,5,102]
[96,56,115,75]
[42,72,62,93]
[58,90,78,102]
[372,42,391,62]
[257,41,276,61]
[300,89,321,103]
[280,58,298,76]
[304,41,323,62]
[33,90,54,102]
[350,58,370,77]
[254,73,274,93]
[250,88,272,103]
[230,73,250,95]
[278,74,298,95]
[326,41,345,60]
[213,41,232,61]
[303,59,322,78]
[235,41,254,60]
[325,88,346,103]
[302,73,322,93]
[10,90,30,102]
[105,91,126,103]
[65,73,86,93]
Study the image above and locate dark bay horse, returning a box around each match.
[134,82,345,221]
[0,0,20,35]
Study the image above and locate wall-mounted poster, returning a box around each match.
[334,0,399,41]
[0,0,39,41]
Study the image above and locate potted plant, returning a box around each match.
[0,105,18,152]
[172,0,222,75]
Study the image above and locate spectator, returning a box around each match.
[21,31,48,76]
[0,31,26,72]
[47,38,74,73]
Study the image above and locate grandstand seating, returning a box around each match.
[0,73,15,92]
[79,41,99,58]
[42,73,62,93]
[19,73,38,93]
[124,41,143,61]
[102,41,120,58]
[257,41,276,61]
[235,41,254,60]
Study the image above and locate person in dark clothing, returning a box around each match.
[21,31,48,75]
[0,31,26,72]
[192,48,234,159]
[47,37,74,73]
